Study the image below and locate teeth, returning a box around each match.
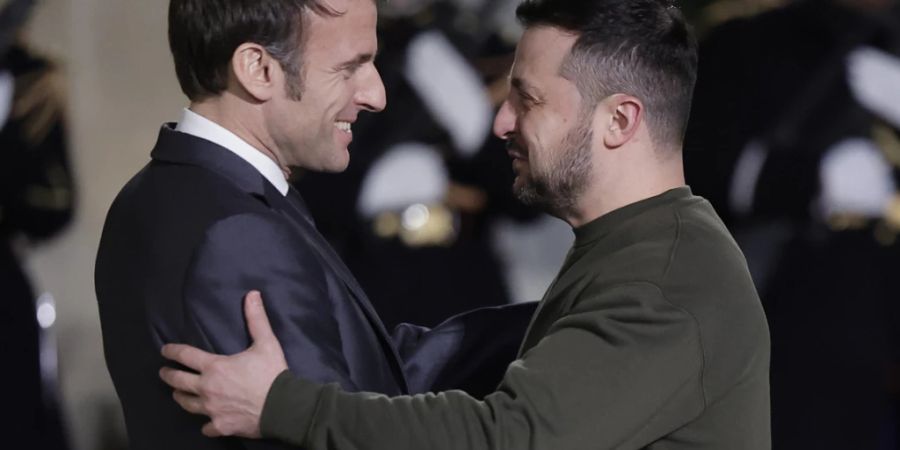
[335,121,352,133]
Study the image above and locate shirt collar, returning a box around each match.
[572,186,694,247]
[174,108,289,196]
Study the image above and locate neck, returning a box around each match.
[563,149,686,228]
[189,96,291,177]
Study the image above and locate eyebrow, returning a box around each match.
[511,77,542,99]
[336,49,379,71]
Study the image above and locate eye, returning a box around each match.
[516,91,539,110]
[336,61,363,80]
[342,65,359,79]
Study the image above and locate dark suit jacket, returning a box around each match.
[95,125,533,449]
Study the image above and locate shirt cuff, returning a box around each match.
[259,370,323,446]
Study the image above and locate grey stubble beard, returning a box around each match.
[515,117,593,218]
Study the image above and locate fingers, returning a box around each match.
[161,343,217,372]
[159,367,201,394]
[244,291,277,344]
[202,421,223,438]
[172,390,206,415]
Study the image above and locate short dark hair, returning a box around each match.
[168,0,339,101]
[516,0,698,147]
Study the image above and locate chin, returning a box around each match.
[514,168,533,185]
[322,150,351,173]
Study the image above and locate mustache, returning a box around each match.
[505,136,526,154]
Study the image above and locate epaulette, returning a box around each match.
[12,60,66,146]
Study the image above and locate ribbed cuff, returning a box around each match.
[259,370,323,446]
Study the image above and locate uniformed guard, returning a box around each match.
[684,1,900,447]
[1,0,74,447]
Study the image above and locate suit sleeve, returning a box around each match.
[261,282,706,450]
[181,212,357,392]
[392,302,538,397]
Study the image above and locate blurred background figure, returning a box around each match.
[684,0,900,448]
[0,0,74,448]
[294,0,557,329]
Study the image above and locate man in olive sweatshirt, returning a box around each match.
[159,0,772,449]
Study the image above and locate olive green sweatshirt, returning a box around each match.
[260,186,771,450]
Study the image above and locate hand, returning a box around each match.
[159,291,289,438]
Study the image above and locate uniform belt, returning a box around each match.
[370,203,458,248]
[827,195,900,246]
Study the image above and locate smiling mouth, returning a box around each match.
[335,121,353,134]
[505,138,527,160]
[508,149,527,160]
[507,147,528,161]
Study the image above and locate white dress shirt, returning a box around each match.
[175,108,289,196]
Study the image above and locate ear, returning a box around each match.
[231,43,278,102]
[599,94,643,149]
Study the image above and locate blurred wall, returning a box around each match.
[25,1,184,448]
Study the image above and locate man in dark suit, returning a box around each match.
[95,0,531,448]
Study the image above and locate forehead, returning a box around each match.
[512,26,578,81]
[304,0,378,53]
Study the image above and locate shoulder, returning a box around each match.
[103,162,310,262]
[201,211,296,247]
[182,211,332,307]
[192,210,326,277]
[664,200,770,400]
[572,280,680,317]
[660,198,762,326]
[110,157,273,221]
[588,210,683,287]
[665,198,753,296]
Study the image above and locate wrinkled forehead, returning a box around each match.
[317,0,351,12]
[304,0,379,61]
[306,0,378,30]
[313,0,378,15]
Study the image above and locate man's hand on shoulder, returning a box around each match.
[159,291,289,438]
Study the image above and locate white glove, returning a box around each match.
[847,45,900,128]
[0,70,13,128]
[818,137,896,218]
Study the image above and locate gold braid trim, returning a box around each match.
[24,162,73,211]
[12,64,66,146]
[874,122,900,169]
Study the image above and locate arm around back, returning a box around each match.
[263,282,706,450]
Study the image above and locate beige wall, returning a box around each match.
[25,1,184,448]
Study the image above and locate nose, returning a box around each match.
[493,100,516,139]
[357,64,387,112]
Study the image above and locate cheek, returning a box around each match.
[518,114,540,146]
[520,122,550,161]
[328,82,355,111]
[522,109,562,148]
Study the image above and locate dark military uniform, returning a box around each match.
[0,43,74,449]
[684,2,900,448]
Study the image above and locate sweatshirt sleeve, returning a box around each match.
[260,281,706,450]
